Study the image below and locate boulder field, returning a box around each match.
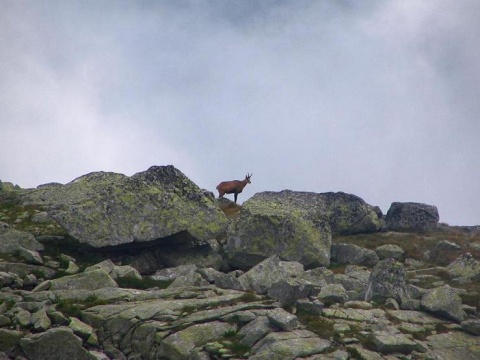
[1,165,480,359]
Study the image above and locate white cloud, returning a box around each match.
[1,1,479,225]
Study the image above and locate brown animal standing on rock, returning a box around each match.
[216,173,252,203]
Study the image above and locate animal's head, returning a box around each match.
[246,173,253,183]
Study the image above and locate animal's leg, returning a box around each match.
[234,193,238,203]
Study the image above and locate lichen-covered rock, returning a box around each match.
[31,308,51,332]
[331,243,379,266]
[20,327,96,360]
[426,331,480,359]
[375,244,405,261]
[21,166,227,248]
[266,308,298,331]
[0,227,44,254]
[461,319,480,335]
[238,256,304,295]
[371,330,419,354]
[318,284,348,305]
[68,317,95,340]
[365,259,408,304]
[226,192,331,269]
[238,316,274,347]
[157,321,236,360]
[385,202,439,232]
[49,269,118,291]
[319,191,383,234]
[421,285,467,323]
[446,253,480,281]
[226,191,381,269]
[0,329,22,354]
[250,330,331,360]
[267,278,315,306]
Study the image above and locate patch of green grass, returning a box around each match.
[297,313,335,339]
[237,292,260,303]
[116,276,172,290]
[223,341,250,358]
[224,329,237,337]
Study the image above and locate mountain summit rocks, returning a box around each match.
[20,166,228,248]
[226,190,383,269]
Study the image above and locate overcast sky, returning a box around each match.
[1,1,479,225]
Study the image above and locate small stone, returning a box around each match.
[15,308,31,327]
[0,314,11,327]
[68,317,94,339]
[65,261,80,275]
[266,308,298,331]
[461,319,480,335]
[31,309,51,332]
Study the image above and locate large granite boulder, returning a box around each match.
[226,191,332,269]
[385,202,439,232]
[319,191,383,234]
[226,191,381,269]
[20,166,227,248]
[421,285,467,323]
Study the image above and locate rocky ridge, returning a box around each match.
[1,166,480,360]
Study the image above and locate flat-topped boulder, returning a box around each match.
[386,202,439,232]
[20,166,227,248]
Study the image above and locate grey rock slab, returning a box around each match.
[346,345,384,360]
[365,258,408,304]
[22,165,227,248]
[266,308,298,331]
[371,330,419,354]
[20,327,96,360]
[15,308,32,327]
[0,227,44,254]
[421,285,467,323]
[0,329,22,353]
[426,331,480,360]
[69,317,95,339]
[385,310,447,325]
[238,255,304,295]
[158,321,236,360]
[295,298,325,315]
[250,329,331,360]
[31,308,51,332]
[375,244,405,260]
[267,277,314,306]
[177,301,273,328]
[331,243,379,266]
[322,308,389,324]
[49,269,118,291]
[17,247,43,265]
[238,316,274,347]
[318,283,347,305]
[461,319,480,335]
[0,262,56,279]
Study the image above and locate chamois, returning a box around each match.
[216,173,252,203]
